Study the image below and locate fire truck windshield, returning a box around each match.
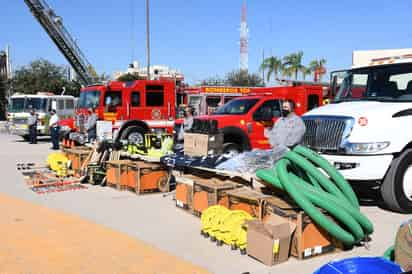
[79,90,100,108]
[214,98,259,115]
[9,97,48,112]
[334,63,412,103]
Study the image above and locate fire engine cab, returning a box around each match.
[176,85,324,156]
[74,79,176,144]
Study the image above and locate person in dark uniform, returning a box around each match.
[27,109,37,144]
[85,108,98,143]
[49,109,60,150]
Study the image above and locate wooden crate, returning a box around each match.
[127,161,170,194]
[225,187,270,219]
[192,176,241,216]
[62,147,92,176]
[261,196,343,260]
[174,172,196,211]
[106,160,132,189]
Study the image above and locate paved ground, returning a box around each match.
[0,133,409,274]
[0,193,209,274]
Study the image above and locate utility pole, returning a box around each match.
[146,0,151,80]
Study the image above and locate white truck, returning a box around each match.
[7,93,77,140]
[302,50,412,212]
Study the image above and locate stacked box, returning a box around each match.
[261,196,342,260]
[192,176,241,216]
[184,133,223,156]
[225,187,270,219]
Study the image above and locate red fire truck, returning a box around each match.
[74,79,176,144]
[175,85,325,156]
[180,86,254,116]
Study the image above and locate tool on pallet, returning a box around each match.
[17,163,48,171]
[79,140,120,185]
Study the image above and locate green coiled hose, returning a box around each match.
[256,145,374,246]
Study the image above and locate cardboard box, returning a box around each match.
[183,133,223,157]
[262,196,342,259]
[246,215,296,266]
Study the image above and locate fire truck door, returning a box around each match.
[129,91,142,119]
[250,99,281,149]
[103,91,123,121]
[143,85,167,121]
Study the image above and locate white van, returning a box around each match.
[7,93,77,139]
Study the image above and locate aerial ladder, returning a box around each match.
[23,0,96,86]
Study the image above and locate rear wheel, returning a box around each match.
[22,135,30,141]
[222,143,242,158]
[120,126,145,145]
[381,149,412,213]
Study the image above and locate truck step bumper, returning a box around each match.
[321,154,393,181]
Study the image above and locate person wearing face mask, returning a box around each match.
[177,106,195,142]
[264,100,306,149]
[183,106,194,132]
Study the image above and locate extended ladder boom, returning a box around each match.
[24,0,95,85]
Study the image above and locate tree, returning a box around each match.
[226,70,264,87]
[116,73,145,82]
[301,67,312,81]
[282,51,305,80]
[12,59,82,96]
[200,75,225,86]
[309,58,327,82]
[260,56,282,83]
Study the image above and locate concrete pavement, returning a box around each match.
[0,133,408,273]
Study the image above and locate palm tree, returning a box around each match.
[260,56,282,83]
[282,51,305,80]
[309,58,327,82]
[301,67,312,80]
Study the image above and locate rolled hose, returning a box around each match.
[256,145,374,246]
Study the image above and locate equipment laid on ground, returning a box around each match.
[192,176,241,216]
[123,134,174,159]
[256,145,374,247]
[200,205,253,254]
[18,160,86,195]
[30,179,87,194]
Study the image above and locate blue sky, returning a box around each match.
[2,0,412,84]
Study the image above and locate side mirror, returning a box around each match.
[51,100,57,111]
[330,74,338,98]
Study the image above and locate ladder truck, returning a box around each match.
[23,0,95,86]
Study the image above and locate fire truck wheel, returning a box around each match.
[223,143,242,158]
[381,148,412,213]
[120,126,145,145]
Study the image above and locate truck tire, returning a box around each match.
[381,148,412,213]
[223,143,242,158]
[22,135,30,141]
[120,126,145,145]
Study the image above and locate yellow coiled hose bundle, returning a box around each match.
[200,205,254,253]
[47,152,69,177]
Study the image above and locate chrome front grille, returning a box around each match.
[302,116,354,152]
